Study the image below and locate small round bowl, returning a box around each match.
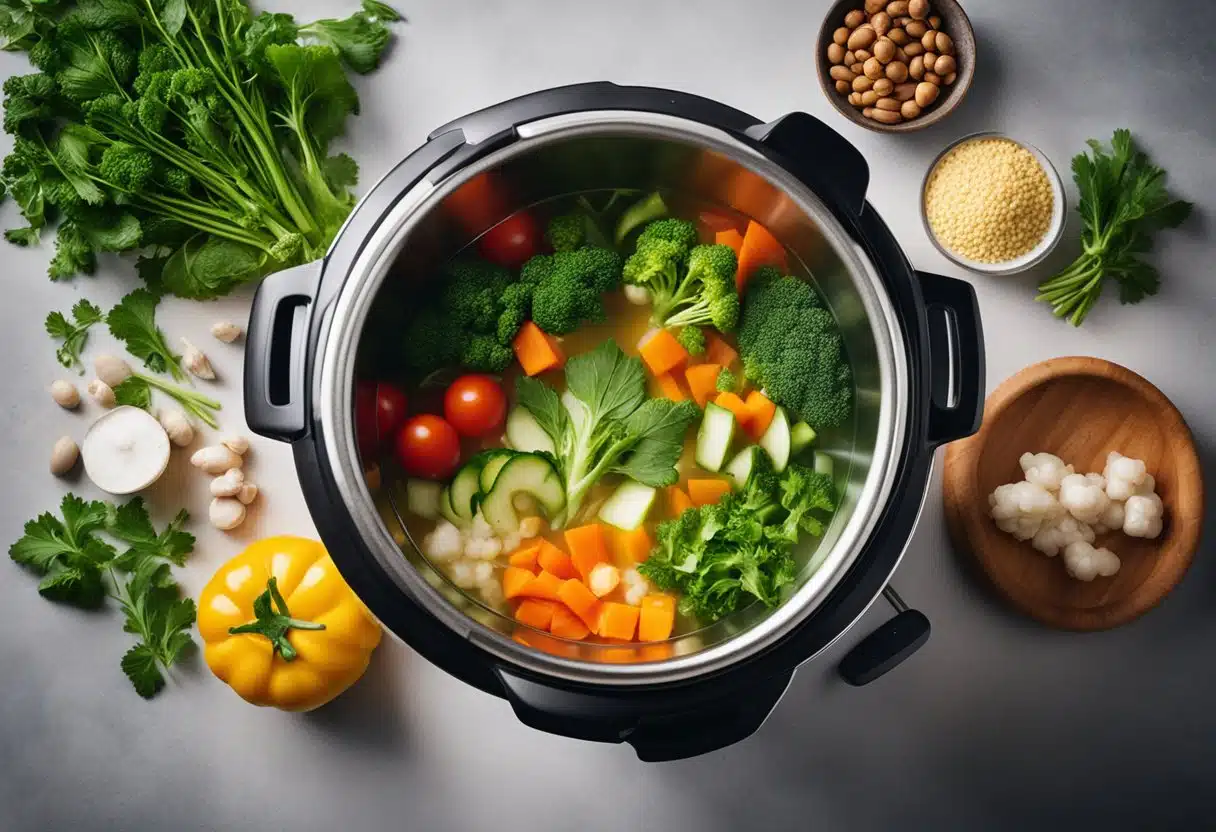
[815,0,976,134]
[920,132,1067,276]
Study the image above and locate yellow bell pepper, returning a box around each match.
[198,536,382,711]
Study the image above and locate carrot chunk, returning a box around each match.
[514,599,559,631]
[549,604,591,640]
[684,363,723,407]
[654,372,687,402]
[714,228,744,256]
[513,629,579,658]
[704,332,739,368]
[736,220,787,293]
[557,579,602,633]
[687,478,732,507]
[667,486,694,517]
[507,544,540,570]
[517,570,563,601]
[512,321,565,376]
[502,566,535,600]
[638,329,689,376]
[714,392,751,428]
[615,525,654,564]
[536,539,577,580]
[563,524,611,582]
[597,602,640,641]
[638,594,676,641]
[743,390,777,440]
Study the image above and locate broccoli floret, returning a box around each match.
[99,142,156,192]
[622,237,682,294]
[402,308,462,375]
[715,367,737,393]
[774,463,836,542]
[545,213,585,252]
[737,271,852,431]
[637,218,698,256]
[496,282,531,344]
[529,246,620,335]
[518,253,553,286]
[461,333,513,372]
[442,257,512,331]
[659,243,740,332]
[677,325,706,356]
[568,245,623,293]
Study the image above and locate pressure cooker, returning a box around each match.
[245,83,984,761]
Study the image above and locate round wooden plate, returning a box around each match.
[943,357,1204,631]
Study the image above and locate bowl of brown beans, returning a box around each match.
[815,0,975,133]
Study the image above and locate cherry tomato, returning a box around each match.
[395,414,462,480]
[444,375,507,437]
[478,211,540,269]
[355,381,409,457]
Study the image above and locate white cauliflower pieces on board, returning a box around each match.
[989,450,1165,582]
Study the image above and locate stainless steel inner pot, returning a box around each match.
[314,111,910,686]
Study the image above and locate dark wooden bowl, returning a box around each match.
[815,0,976,134]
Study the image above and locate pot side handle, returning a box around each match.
[495,668,791,762]
[744,112,870,220]
[244,260,323,442]
[917,271,985,448]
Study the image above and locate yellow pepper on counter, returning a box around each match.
[198,536,382,711]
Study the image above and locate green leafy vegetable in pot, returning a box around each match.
[1036,129,1192,326]
[0,0,400,297]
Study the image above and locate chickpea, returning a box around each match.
[864,57,885,79]
[885,60,909,82]
[929,14,941,29]
[908,0,929,19]
[868,108,904,124]
[830,65,857,82]
[944,71,958,85]
[888,27,910,45]
[922,52,938,73]
[853,74,876,92]
[875,97,901,112]
[935,32,954,55]
[905,20,927,37]
[894,82,918,101]
[873,37,896,63]
[828,43,846,64]
[886,0,910,15]
[934,54,956,76]
[904,41,924,57]
[922,30,937,50]
[835,79,851,94]
[872,78,895,96]
[924,71,942,85]
[871,11,892,35]
[909,55,925,79]
[901,100,922,119]
[847,25,877,50]
[855,48,873,61]
[861,90,879,105]
[915,81,940,107]
[866,0,886,12]
[833,26,850,45]
[844,9,866,28]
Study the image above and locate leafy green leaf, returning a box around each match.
[107,287,185,379]
[45,297,103,371]
[610,399,699,486]
[565,341,647,424]
[265,43,359,151]
[515,375,568,445]
[323,152,358,189]
[49,221,97,280]
[112,375,152,409]
[108,498,194,569]
[5,224,40,245]
[159,235,265,300]
[9,495,115,608]
[299,3,399,75]
[120,643,165,698]
[38,563,105,607]
[158,0,186,35]
[78,210,141,251]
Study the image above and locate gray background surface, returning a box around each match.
[2,1,1214,830]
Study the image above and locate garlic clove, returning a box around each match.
[87,379,116,408]
[50,380,81,410]
[210,468,245,497]
[190,445,243,474]
[220,434,250,455]
[180,337,216,380]
[210,321,242,343]
[50,436,80,476]
[236,483,259,505]
[209,497,246,530]
[157,408,195,448]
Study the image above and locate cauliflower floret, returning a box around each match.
[479,579,504,607]
[1103,451,1148,501]
[1123,493,1164,539]
[588,562,621,598]
[1058,473,1111,525]
[1030,515,1095,557]
[464,534,503,560]
[1062,541,1121,581]
[449,560,478,589]
[1133,474,1157,497]
[989,481,1061,540]
[422,521,464,563]
[1092,499,1126,536]
[472,561,494,585]
[1019,452,1075,492]
[621,567,650,606]
[468,512,495,541]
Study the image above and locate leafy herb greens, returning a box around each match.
[9,494,197,697]
[516,341,699,527]
[1036,129,1193,326]
[0,0,400,297]
[45,297,102,371]
[107,287,185,380]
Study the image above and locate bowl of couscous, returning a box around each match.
[921,132,1066,275]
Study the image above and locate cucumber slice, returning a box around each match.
[478,451,516,494]
[405,478,443,519]
[438,487,466,527]
[726,446,761,490]
[790,421,817,455]
[505,407,555,456]
[480,453,566,535]
[598,481,657,530]
[695,402,737,472]
[449,458,486,522]
[814,452,835,478]
[759,406,791,473]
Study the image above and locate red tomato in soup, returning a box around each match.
[355,381,408,457]
[478,211,540,269]
[396,415,462,479]
[444,375,507,437]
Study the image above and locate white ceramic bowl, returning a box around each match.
[920,132,1067,276]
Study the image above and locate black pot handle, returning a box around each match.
[244,260,323,443]
[917,271,985,448]
[744,112,871,220]
[495,668,791,762]
[838,587,931,686]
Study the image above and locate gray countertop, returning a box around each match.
[2,0,1213,829]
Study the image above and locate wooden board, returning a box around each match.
[943,357,1204,631]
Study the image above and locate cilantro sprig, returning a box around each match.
[8,495,197,698]
[45,298,103,373]
[1036,129,1193,326]
[107,289,186,381]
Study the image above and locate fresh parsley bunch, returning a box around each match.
[45,297,102,371]
[1036,129,1192,326]
[0,0,400,298]
[9,495,197,698]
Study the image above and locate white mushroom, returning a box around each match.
[210,321,242,343]
[93,354,133,388]
[81,406,171,494]
[236,483,259,505]
[210,468,245,497]
[50,380,81,410]
[190,445,243,474]
[209,497,246,530]
[50,436,79,476]
[87,379,116,408]
[180,337,216,380]
[220,434,250,455]
[157,408,195,448]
